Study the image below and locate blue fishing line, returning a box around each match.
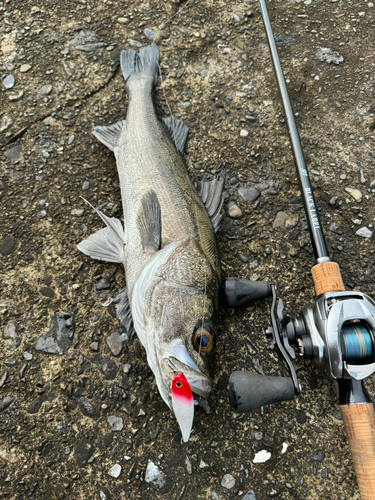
[342,325,373,361]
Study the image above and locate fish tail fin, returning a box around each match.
[120,44,159,92]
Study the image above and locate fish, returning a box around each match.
[77,44,225,441]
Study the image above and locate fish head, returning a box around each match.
[132,236,220,438]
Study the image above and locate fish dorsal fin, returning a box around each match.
[92,120,126,151]
[162,117,189,155]
[76,198,125,263]
[137,190,162,253]
[195,177,225,233]
[113,285,136,338]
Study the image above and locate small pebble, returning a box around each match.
[253,450,271,463]
[107,415,124,431]
[38,84,53,96]
[3,75,15,89]
[20,64,32,73]
[226,202,242,219]
[108,464,122,478]
[82,181,90,191]
[240,129,249,137]
[221,474,236,489]
[238,187,261,205]
[345,187,362,202]
[356,227,372,238]
[8,91,24,101]
[71,208,84,217]
[23,352,33,361]
[144,28,157,39]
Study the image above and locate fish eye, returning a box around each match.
[192,327,214,353]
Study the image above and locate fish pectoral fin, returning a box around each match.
[195,177,225,233]
[113,285,136,338]
[92,120,126,151]
[162,117,189,155]
[137,190,162,253]
[77,227,124,263]
[77,198,125,263]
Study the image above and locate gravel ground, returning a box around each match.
[1,0,375,499]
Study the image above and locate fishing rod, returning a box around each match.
[228,1,375,498]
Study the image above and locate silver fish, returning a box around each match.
[77,44,224,441]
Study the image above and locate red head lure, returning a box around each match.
[171,372,194,443]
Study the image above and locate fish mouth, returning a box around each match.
[161,356,211,399]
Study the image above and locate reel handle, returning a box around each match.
[221,278,272,308]
[340,404,375,500]
[229,371,295,412]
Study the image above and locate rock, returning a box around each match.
[182,455,192,475]
[0,236,18,256]
[0,371,8,389]
[144,28,157,39]
[313,452,325,461]
[2,321,22,351]
[39,286,55,298]
[108,464,122,478]
[199,459,209,469]
[273,211,299,230]
[177,100,191,110]
[69,30,106,52]
[221,474,236,489]
[23,352,33,361]
[238,187,261,205]
[71,208,84,217]
[106,332,125,357]
[316,47,343,64]
[90,354,118,380]
[0,115,14,132]
[74,439,94,467]
[95,277,111,290]
[253,450,271,463]
[145,460,173,494]
[117,17,129,24]
[38,84,53,96]
[82,181,90,191]
[0,396,15,412]
[98,487,112,499]
[90,341,99,351]
[20,64,32,73]
[226,202,242,219]
[35,313,75,355]
[78,398,100,419]
[356,227,373,239]
[128,39,142,48]
[4,145,22,161]
[3,75,15,89]
[241,490,257,500]
[240,129,249,137]
[107,415,124,431]
[345,187,362,202]
[8,91,24,101]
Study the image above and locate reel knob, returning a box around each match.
[229,371,295,412]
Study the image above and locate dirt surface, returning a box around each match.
[1,0,375,499]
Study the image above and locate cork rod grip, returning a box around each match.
[341,403,375,500]
[311,261,345,296]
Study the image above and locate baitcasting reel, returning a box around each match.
[229,283,375,412]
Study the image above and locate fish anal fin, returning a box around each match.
[162,117,189,155]
[92,120,126,151]
[195,177,225,233]
[113,285,136,338]
[137,190,162,253]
